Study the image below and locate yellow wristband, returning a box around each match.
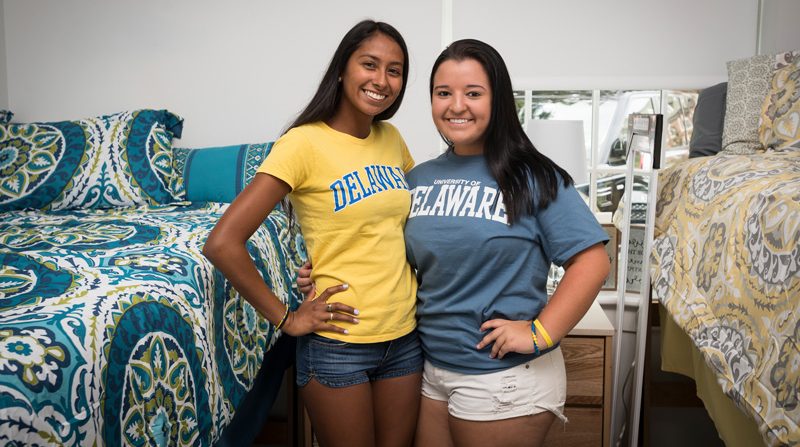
[533,319,553,348]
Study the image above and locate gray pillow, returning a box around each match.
[721,54,772,154]
[689,83,727,158]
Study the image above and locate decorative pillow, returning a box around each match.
[689,82,727,158]
[759,50,800,151]
[0,110,12,124]
[172,142,273,203]
[0,109,184,211]
[721,54,772,154]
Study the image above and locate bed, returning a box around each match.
[649,49,799,447]
[0,109,303,445]
[650,150,800,446]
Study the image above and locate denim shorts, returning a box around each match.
[296,330,423,388]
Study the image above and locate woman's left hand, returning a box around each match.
[477,319,536,359]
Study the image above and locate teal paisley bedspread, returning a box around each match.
[0,202,303,446]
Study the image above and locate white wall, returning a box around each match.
[0,1,8,110]
[4,0,442,162]
[453,0,759,90]
[5,1,772,164]
[760,0,800,54]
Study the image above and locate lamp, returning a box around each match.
[525,119,589,185]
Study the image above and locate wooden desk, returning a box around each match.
[545,300,614,447]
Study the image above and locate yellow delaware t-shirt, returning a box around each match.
[258,121,417,342]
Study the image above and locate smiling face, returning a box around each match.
[338,32,405,124]
[431,58,492,155]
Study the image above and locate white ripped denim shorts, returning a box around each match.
[421,347,568,422]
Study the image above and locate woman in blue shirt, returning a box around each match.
[300,39,609,447]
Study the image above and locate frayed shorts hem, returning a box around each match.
[299,364,423,388]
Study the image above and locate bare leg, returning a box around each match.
[301,379,375,447]
[414,396,454,447]
[373,373,422,447]
[449,411,556,447]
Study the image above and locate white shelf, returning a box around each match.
[571,300,614,337]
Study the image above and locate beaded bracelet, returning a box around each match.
[275,306,290,330]
[531,329,540,356]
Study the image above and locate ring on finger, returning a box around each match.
[329,312,334,322]
[326,303,332,312]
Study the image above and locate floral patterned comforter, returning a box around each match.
[0,203,303,446]
[651,151,800,446]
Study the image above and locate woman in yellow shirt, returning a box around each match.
[204,20,421,447]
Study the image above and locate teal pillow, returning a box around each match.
[173,142,273,203]
[0,109,184,211]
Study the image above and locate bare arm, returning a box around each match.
[535,242,610,342]
[203,173,355,336]
[477,242,610,358]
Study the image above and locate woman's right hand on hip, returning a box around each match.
[282,283,359,336]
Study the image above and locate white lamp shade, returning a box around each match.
[525,119,589,185]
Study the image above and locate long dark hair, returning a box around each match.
[280,20,409,225]
[429,39,572,224]
[287,19,409,131]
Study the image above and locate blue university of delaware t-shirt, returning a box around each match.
[404,150,609,374]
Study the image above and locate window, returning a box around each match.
[516,89,698,215]
[525,89,698,297]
